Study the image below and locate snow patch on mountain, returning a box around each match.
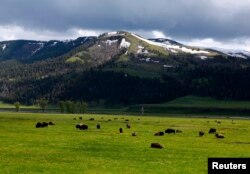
[214,48,250,59]
[131,33,210,55]
[104,40,118,46]
[119,38,130,48]
[2,44,6,51]
[32,42,44,55]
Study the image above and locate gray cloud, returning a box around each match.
[0,0,250,41]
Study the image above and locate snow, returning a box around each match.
[32,42,44,55]
[119,38,130,48]
[2,44,6,51]
[137,45,148,54]
[131,33,210,55]
[104,39,118,46]
[163,65,174,68]
[145,58,151,62]
[170,49,178,53]
[200,56,208,60]
[213,48,250,59]
[107,31,118,36]
[51,42,58,46]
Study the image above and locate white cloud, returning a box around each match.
[0,25,101,41]
[184,38,250,52]
[152,31,167,38]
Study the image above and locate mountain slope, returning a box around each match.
[0,31,250,105]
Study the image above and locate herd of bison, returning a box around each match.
[35,117,229,149]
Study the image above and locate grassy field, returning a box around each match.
[0,112,249,174]
[127,96,250,116]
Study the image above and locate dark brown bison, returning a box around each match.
[151,143,164,149]
[209,128,216,134]
[126,124,131,129]
[96,124,101,129]
[132,132,137,136]
[48,122,55,125]
[154,132,164,136]
[36,122,43,128]
[42,122,48,127]
[89,118,95,121]
[108,119,112,122]
[125,119,129,122]
[79,117,82,120]
[199,131,205,137]
[79,124,88,130]
[215,133,224,138]
[176,130,182,133]
[165,128,175,134]
[119,128,123,133]
[76,124,88,130]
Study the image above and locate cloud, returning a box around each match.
[0,25,102,41]
[184,38,250,52]
[0,0,249,39]
[0,0,250,50]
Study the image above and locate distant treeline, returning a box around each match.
[1,66,250,105]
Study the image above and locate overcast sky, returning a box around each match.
[0,0,250,51]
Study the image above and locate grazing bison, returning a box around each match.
[215,133,224,138]
[79,124,88,130]
[48,122,55,125]
[154,132,164,136]
[89,118,95,121]
[76,124,88,130]
[119,128,123,133]
[217,121,221,124]
[36,122,43,128]
[42,122,48,127]
[151,143,164,149]
[125,119,129,122]
[126,124,131,129]
[132,132,137,136]
[108,119,112,122]
[176,130,182,133]
[79,117,82,120]
[199,131,205,137]
[96,124,101,129]
[209,128,216,134]
[165,129,175,134]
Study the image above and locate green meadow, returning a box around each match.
[0,112,249,174]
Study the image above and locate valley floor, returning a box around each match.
[0,112,249,174]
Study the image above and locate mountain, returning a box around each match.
[0,31,250,105]
[0,37,97,62]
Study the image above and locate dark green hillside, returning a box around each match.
[1,31,250,105]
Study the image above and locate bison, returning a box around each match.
[96,124,101,129]
[76,124,88,130]
[42,122,48,127]
[154,132,164,136]
[209,128,216,134]
[215,133,224,138]
[89,118,95,121]
[132,132,137,136]
[126,124,131,129]
[165,128,175,134]
[176,130,182,133]
[199,131,205,137]
[151,143,164,149]
[36,122,43,128]
[119,128,123,133]
[48,122,55,125]
[79,117,82,120]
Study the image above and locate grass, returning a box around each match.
[66,57,83,63]
[127,96,250,116]
[0,112,249,174]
